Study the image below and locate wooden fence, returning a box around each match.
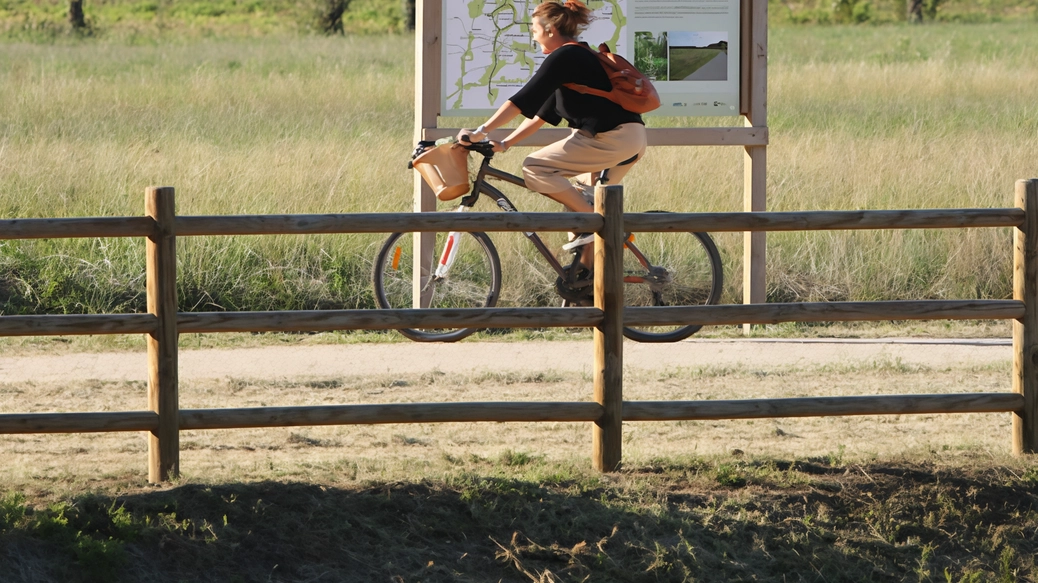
[1,180,1036,483]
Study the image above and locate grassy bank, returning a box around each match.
[1,457,1036,581]
[1,23,1037,316]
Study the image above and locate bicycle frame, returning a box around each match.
[433,142,658,293]
[436,146,570,281]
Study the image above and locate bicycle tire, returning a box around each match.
[372,231,502,342]
[621,224,723,343]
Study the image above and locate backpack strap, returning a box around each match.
[560,42,613,98]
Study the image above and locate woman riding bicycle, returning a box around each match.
[457,0,647,270]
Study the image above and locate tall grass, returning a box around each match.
[0,36,412,313]
[1,23,1037,314]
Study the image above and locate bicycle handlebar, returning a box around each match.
[408,139,494,171]
[456,138,496,157]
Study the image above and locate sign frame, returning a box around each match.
[414,0,768,328]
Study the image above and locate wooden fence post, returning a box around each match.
[1013,178,1038,455]
[146,186,179,482]
[593,184,624,471]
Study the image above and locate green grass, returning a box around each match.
[1,456,1036,581]
[0,35,411,314]
[668,48,723,80]
[1,20,1038,317]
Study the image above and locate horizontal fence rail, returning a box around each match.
[624,209,1026,232]
[0,217,155,240]
[0,390,1021,431]
[3,393,1023,434]
[2,180,1036,482]
[0,314,158,336]
[623,393,1026,421]
[624,300,1025,327]
[178,402,606,430]
[0,412,158,434]
[0,209,1024,241]
[3,301,1021,338]
[422,126,770,147]
[176,307,603,334]
[175,212,604,236]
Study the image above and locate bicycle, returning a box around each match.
[372,139,723,343]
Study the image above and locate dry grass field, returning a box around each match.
[2,24,1037,316]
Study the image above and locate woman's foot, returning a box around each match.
[560,233,595,271]
[562,232,594,250]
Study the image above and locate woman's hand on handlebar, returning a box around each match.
[490,140,509,153]
[456,128,485,143]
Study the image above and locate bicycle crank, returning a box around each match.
[555,266,594,306]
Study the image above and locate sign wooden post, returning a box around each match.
[413,0,440,307]
[743,0,768,333]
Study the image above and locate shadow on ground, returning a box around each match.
[2,458,1037,582]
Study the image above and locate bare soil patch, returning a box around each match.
[0,337,1019,485]
[0,337,1012,382]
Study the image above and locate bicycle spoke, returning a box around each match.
[622,228,722,342]
[373,231,501,342]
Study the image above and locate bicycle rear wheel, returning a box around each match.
[373,231,502,342]
[621,227,723,342]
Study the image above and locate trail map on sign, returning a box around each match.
[443,0,626,115]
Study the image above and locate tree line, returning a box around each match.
[60,0,962,35]
[63,0,418,35]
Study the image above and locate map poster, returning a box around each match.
[441,0,741,118]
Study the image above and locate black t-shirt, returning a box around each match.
[509,44,643,136]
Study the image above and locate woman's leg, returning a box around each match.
[544,185,593,213]
[522,124,647,268]
[546,186,596,269]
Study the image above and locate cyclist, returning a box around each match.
[457,0,647,271]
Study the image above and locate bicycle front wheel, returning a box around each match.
[372,231,502,342]
[622,228,723,342]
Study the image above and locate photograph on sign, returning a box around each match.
[441,0,740,118]
[663,31,728,81]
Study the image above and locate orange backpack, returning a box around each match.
[563,42,661,115]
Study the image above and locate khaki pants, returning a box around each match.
[522,123,647,194]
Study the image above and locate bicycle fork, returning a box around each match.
[430,205,471,281]
[434,232,461,279]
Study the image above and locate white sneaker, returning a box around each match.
[562,233,595,251]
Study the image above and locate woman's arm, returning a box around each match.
[456,101,522,143]
[457,48,577,143]
[493,115,546,153]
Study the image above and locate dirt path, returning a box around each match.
[0,338,1012,383]
[1,337,1019,487]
